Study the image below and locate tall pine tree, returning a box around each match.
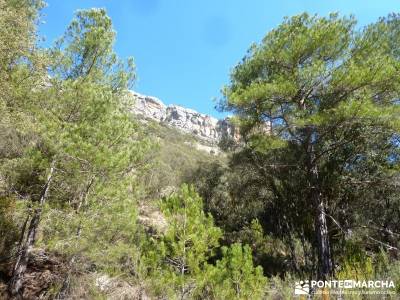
[8,8,148,297]
[222,13,400,280]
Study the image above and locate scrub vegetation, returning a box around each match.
[0,1,399,299]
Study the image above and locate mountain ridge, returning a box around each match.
[129,91,238,143]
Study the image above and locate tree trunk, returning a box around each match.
[315,195,332,280]
[75,176,95,213]
[310,161,333,280]
[9,162,55,298]
[300,89,333,280]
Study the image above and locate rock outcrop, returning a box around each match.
[129,91,238,143]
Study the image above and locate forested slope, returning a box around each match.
[0,1,399,299]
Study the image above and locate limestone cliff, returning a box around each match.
[129,91,238,143]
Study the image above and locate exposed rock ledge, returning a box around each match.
[129,91,238,143]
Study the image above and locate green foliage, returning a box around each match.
[0,196,19,261]
[337,244,374,281]
[39,186,139,275]
[50,8,135,87]
[224,12,400,160]
[333,248,400,299]
[139,185,268,299]
[220,12,400,279]
[1,6,149,211]
[265,275,296,300]
[204,243,266,299]
[1,3,400,298]
[28,7,151,278]
[37,8,145,175]
[140,121,223,199]
[145,185,222,298]
[0,5,150,296]
[0,0,45,97]
[190,159,267,234]
[0,0,48,266]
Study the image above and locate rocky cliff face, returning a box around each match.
[129,91,238,143]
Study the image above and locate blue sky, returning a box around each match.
[40,0,399,118]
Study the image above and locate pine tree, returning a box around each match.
[204,243,266,299]
[146,185,221,299]
[142,185,268,299]
[8,8,149,297]
[222,13,400,280]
